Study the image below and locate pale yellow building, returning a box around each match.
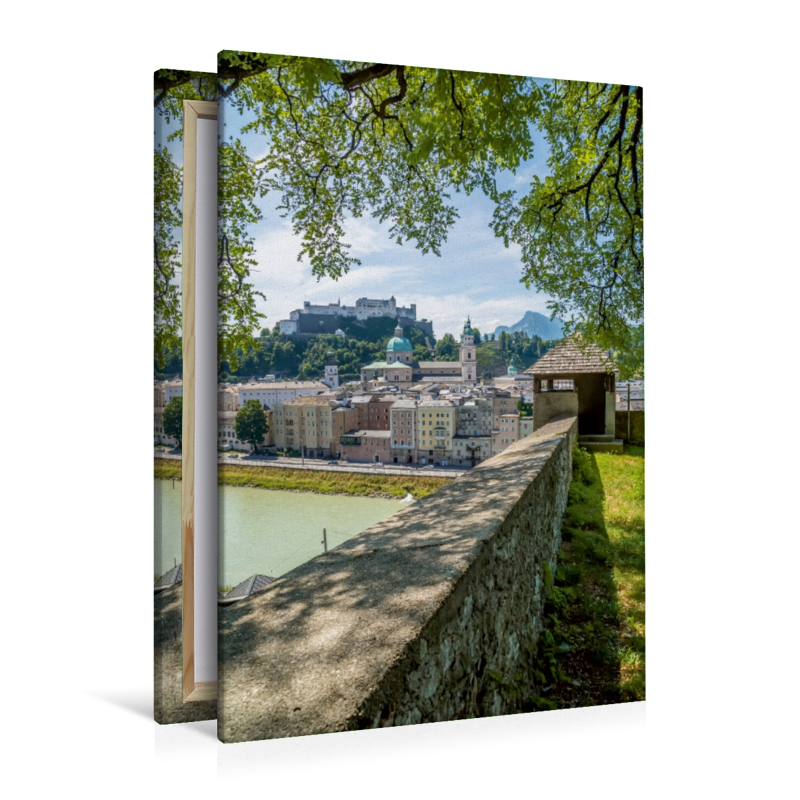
[273,396,341,458]
[415,399,455,465]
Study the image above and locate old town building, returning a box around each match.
[273,396,340,457]
[238,380,329,409]
[452,397,494,466]
[415,399,455,465]
[389,397,417,464]
[338,430,392,463]
[351,394,393,431]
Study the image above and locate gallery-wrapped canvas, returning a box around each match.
[213,52,644,744]
[153,69,218,724]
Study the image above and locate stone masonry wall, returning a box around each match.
[154,586,217,724]
[533,391,579,431]
[218,415,577,742]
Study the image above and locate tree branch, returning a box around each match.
[628,86,643,217]
[377,66,408,118]
[613,90,632,220]
[450,71,465,139]
[340,63,398,91]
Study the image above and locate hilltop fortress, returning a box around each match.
[278,296,434,339]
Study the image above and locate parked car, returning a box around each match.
[422,464,434,469]
[328,460,338,465]
[229,454,239,459]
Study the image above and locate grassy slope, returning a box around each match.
[154,458,450,499]
[532,444,645,709]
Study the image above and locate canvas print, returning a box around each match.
[153,69,218,724]
[213,52,644,742]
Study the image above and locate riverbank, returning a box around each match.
[154,458,451,499]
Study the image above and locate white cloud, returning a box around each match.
[240,167,552,334]
[341,216,397,257]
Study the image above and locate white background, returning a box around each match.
[2,1,797,796]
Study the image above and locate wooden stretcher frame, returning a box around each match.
[182,99,218,702]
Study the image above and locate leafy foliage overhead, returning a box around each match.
[491,82,643,369]
[157,57,644,376]
[154,69,264,372]
[153,70,217,369]
[153,148,183,368]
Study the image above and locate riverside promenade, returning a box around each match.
[155,449,467,479]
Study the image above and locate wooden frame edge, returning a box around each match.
[182,99,218,703]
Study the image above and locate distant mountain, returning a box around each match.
[494,311,564,341]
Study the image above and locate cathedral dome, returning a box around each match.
[386,321,412,352]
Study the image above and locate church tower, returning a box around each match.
[460,317,477,383]
[324,349,339,390]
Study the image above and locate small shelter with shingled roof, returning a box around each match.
[526,335,621,450]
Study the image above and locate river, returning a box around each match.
[154,479,410,589]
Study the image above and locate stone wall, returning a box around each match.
[533,391,579,431]
[218,415,577,742]
[154,585,217,724]
[615,410,645,443]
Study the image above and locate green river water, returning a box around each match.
[154,479,410,589]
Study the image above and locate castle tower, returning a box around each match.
[460,317,477,383]
[324,349,339,390]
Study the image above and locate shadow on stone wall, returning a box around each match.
[219,444,559,667]
[217,418,577,742]
[154,586,217,724]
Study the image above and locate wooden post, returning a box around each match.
[322,528,328,553]
[627,383,631,442]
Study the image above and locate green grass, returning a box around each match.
[154,458,450,499]
[154,459,181,480]
[533,443,645,709]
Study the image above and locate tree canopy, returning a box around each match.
[153,148,183,368]
[235,399,269,452]
[154,70,264,372]
[162,396,183,448]
[434,333,459,361]
[156,56,644,376]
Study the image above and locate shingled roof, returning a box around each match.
[219,574,275,605]
[154,564,182,593]
[525,335,616,376]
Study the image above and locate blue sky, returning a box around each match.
[159,86,556,341]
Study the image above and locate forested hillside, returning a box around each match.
[154,323,560,382]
